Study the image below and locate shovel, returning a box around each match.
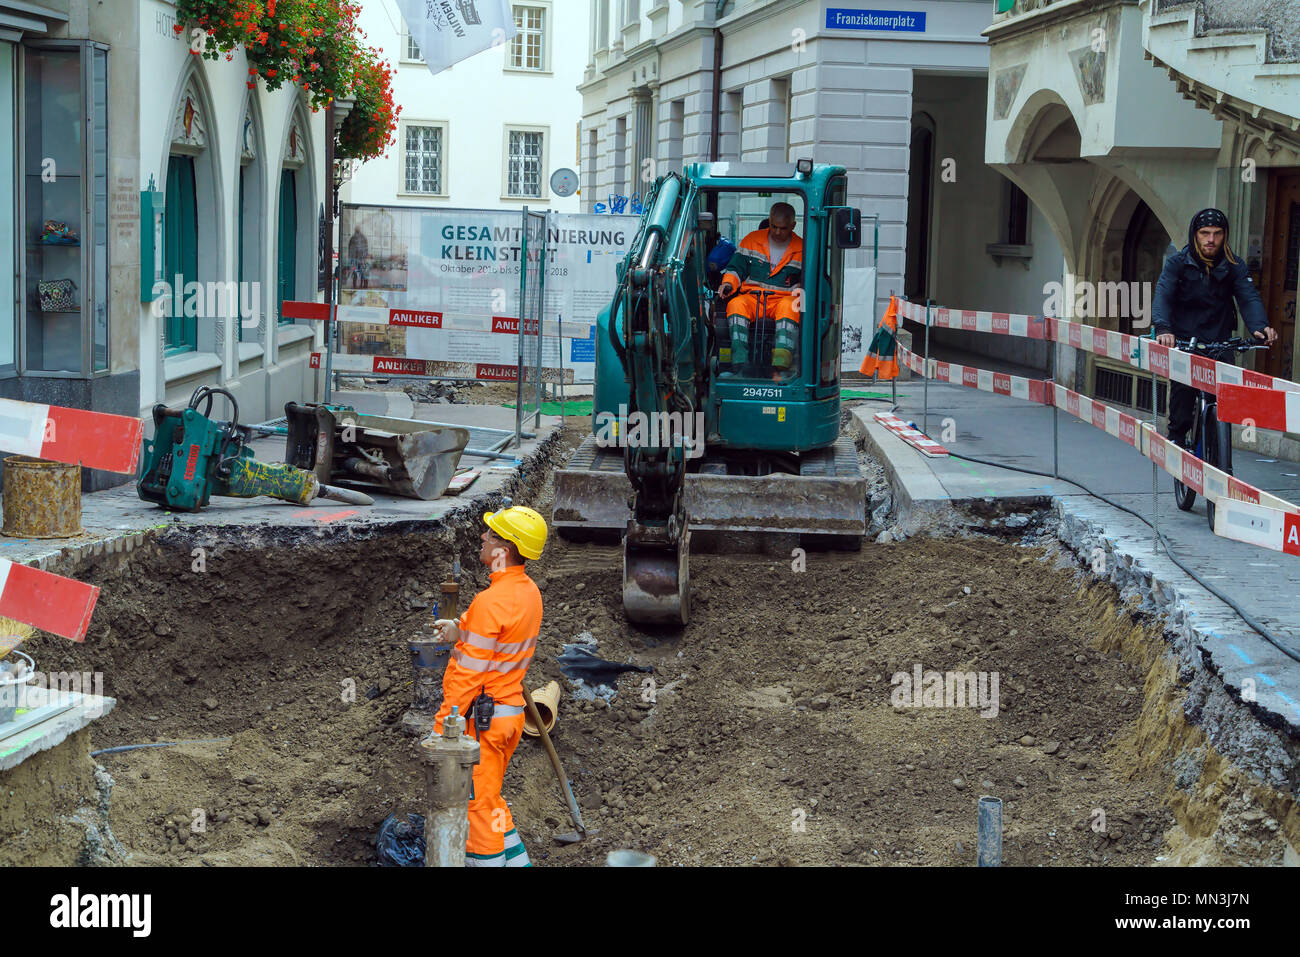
[523,684,594,845]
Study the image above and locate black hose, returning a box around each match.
[941,448,1300,663]
[91,737,231,757]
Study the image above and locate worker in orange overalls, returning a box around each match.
[431,506,547,867]
[717,201,804,371]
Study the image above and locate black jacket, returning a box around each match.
[1151,246,1267,342]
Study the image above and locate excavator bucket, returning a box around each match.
[622,526,691,626]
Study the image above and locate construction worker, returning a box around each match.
[716,201,804,371]
[431,506,547,867]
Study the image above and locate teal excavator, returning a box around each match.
[553,160,868,625]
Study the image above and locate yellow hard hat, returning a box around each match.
[484,506,548,560]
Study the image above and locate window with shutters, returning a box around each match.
[504,127,546,198]
[401,122,447,196]
[508,4,547,71]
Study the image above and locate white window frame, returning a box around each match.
[505,1,552,74]
[502,125,549,201]
[398,120,450,198]
[400,30,424,64]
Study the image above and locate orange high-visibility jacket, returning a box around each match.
[440,565,543,714]
[721,228,804,296]
[859,295,900,379]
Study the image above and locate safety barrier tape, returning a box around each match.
[282,301,593,340]
[897,299,1300,402]
[895,342,1300,554]
[1217,383,1300,433]
[311,352,574,384]
[0,398,141,475]
[872,412,949,457]
[0,558,99,641]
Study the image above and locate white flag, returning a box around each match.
[396,0,518,77]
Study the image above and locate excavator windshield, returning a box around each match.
[701,190,809,383]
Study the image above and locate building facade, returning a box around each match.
[2,0,329,487]
[986,0,1300,446]
[342,0,586,212]
[578,0,1067,349]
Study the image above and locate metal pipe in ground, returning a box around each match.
[922,300,932,438]
[977,795,1002,867]
[418,706,479,868]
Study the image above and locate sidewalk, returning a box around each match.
[852,376,1300,739]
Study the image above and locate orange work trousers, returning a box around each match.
[466,712,526,859]
[725,288,801,325]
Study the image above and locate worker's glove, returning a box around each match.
[718,281,735,298]
[432,619,460,644]
[784,270,802,287]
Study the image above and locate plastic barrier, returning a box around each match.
[874,411,949,457]
[283,300,593,340]
[0,558,99,641]
[0,398,141,475]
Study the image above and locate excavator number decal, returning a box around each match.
[743,387,783,398]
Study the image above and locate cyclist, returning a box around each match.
[1151,207,1276,448]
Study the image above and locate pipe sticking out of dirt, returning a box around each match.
[977,796,1003,867]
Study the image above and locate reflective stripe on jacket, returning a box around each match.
[438,565,542,718]
[722,228,804,295]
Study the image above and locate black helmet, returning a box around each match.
[1188,207,1229,250]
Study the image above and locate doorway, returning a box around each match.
[277,169,297,321]
[1261,170,1300,381]
[905,120,934,300]
[164,154,198,354]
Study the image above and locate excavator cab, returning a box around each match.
[554,161,867,625]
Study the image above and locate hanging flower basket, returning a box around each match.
[336,51,399,162]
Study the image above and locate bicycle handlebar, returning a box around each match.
[1173,336,1269,353]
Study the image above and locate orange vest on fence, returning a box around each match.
[436,565,542,723]
[859,295,900,379]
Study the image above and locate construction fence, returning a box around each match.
[884,298,1300,557]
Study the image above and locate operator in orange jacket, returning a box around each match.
[717,201,804,371]
[431,506,546,867]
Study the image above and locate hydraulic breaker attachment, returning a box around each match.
[137,387,375,511]
[284,402,470,501]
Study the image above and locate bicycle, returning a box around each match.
[1170,336,1269,530]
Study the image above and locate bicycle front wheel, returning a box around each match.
[1206,411,1233,531]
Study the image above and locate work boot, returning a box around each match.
[772,318,798,371]
[728,315,749,367]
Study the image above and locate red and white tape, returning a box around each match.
[1217,383,1300,434]
[873,411,949,457]
[896,299,1048,340]
[897,345,1046,405]
[282,301,593,340]
[0,558,99,641]
[0,398,141,474]
[311,352,574,384]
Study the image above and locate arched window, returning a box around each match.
[238,100,265,342]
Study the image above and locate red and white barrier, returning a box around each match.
[282,301,592,340]
[897,344,1046,405]
[312,352,574,384]
[1211,499,1300,556]
[873,412,949,457]
[896,299,1049,340]
[0,398,141,475]
[1217,383,1300,434]
[0,558,99,642]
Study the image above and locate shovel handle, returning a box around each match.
[523,685,586,835]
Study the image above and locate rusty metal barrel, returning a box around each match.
[2,456,82,538]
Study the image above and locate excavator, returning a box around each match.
[552,160,868,625]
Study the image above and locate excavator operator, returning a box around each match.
[716,201,804,372]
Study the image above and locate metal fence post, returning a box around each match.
[1150,340,1160,550]
[923,299,932,438]
[516,207,529,450]
[1048,330,1058,479]
[534,212,548,430]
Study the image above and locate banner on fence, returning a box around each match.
[338,206,637,383]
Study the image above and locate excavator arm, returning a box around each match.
[611,173,708,624]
